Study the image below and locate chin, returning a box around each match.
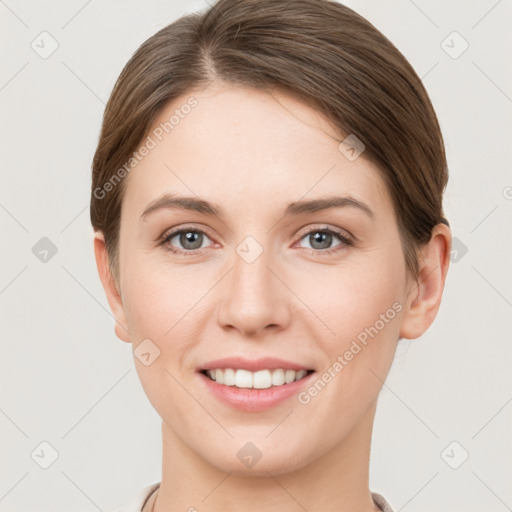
[204,442,315,477]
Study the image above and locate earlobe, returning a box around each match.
[399,223,452,340]
[93,231,131,343]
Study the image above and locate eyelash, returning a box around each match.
[158,225,354,257]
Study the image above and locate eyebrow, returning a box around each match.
[140,194,374,221]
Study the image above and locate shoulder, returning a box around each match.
[109,484,391,512]
[109,482,161,512]
[372,491,395,512]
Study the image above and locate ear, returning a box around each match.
[93,231,131,343]
[399,223,452,340]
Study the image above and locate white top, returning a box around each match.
[111,482,396,512]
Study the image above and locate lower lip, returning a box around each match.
[198,371,315,412]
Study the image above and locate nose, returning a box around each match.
[217,240,291,337]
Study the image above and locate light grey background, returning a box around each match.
[1,1,511,511]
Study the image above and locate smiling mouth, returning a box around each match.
[200,368,315,389]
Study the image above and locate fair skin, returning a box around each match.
[94,81,451,512]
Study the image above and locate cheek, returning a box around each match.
[295,245,405,390]
[120,256,208,412]
[121,253,200,334]
[296,249,404,339]
[294,262,403,433]
[120,254,218,380]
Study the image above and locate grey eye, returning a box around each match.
[299,230,344,251]
[166,230,211,251]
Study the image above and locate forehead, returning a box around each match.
[122,83,391,218]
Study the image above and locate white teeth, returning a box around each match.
[253,370,272,389]
[271,369,285,386]
[204,368,311,389]
[295,369,307,381]
[235,369,253,388]
[223,368,236,386]
[285,369,296,384]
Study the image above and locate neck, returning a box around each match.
[154,401,381,512]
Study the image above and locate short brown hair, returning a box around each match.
[90,0,449,284]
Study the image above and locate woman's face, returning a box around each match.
[112,82,414,474]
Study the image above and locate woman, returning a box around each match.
[90,0,451,510]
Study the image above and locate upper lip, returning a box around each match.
[198,357,313,372]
